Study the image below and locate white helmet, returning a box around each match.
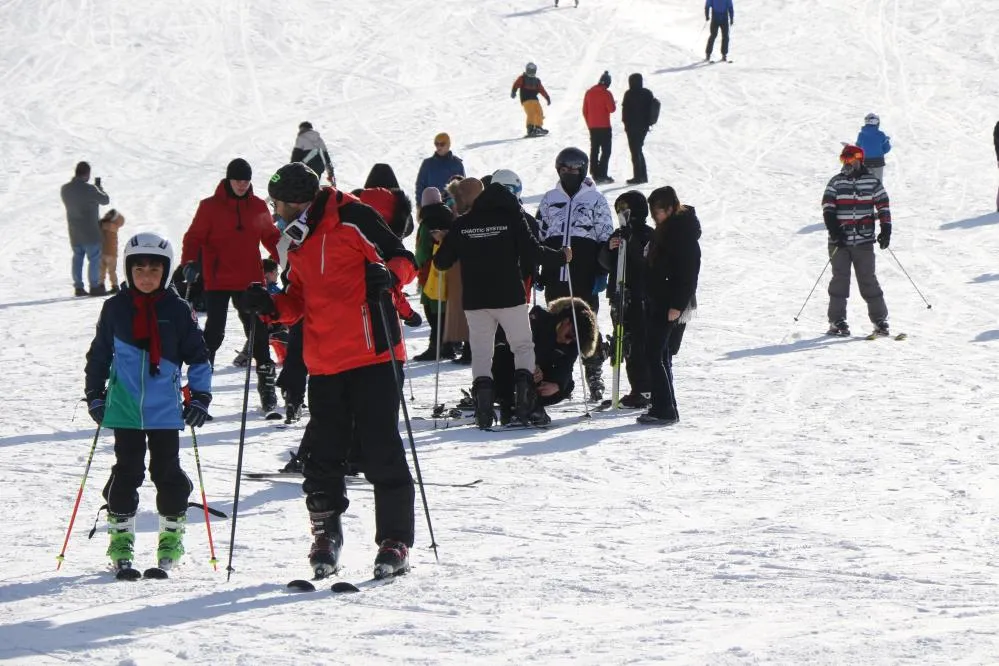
[124,232,174,289]
[492,169,523,199]
[864,112,880,126]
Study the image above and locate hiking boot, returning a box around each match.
[308,510,343,579]
[156,514,186,570]
[74,287,88,297]
[373,540,410,579]
[472,376,495,429]
[257,361,278,413]
[619,392,650,409]
[827,319,850,337]
[107,513,136,568]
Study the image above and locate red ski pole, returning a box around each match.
[190,428,219,571]
[56,424,101,570]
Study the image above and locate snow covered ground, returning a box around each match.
[2,0,999,663]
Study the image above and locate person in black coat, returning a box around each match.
[639,186,701,425]
[598,191,655,408]
[492,297,598,425]
[434,183,571,428]
[994,121,999,211]
[621,74,654,185]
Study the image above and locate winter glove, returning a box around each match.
[824,221,847,247]
[592,274,609,295]
[705,10,710,20]
[365,262,396,301]
[183,392,212,428]
[241,283,277,316]
[87,399,105,425]
[181,262,200,283]
[404,311,423,327]
[877,224,891,250]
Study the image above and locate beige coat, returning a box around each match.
[100,209,125,256]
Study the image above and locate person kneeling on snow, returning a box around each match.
[493,297,597,426]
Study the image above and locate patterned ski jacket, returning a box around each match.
[85,287,212,430]
[535,179,615,295]
[290,129,334,180]
[855,125,892,167]
[822,168,892,246]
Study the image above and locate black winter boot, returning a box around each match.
[257,361,278,413]
[472,376,495,430]
[584,343,605,402]
[513,369,537,426]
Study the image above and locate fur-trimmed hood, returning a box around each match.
[548,296,598,358]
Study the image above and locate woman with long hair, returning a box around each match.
[640,186,701,425]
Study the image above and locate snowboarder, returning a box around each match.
[582,71,617,184]
[180,158,280,415]
[85,232,213,573]
[598,191,656,408]
[621,74,655,184]
[493,297,597,425]
[433,181,572,429]
[822,144,893,338]
[99,209,125,294]
[290,121,335,185]
[705,0,734,62]
[61,161,111,297]
[536,147,615,401]
[415,133,466,207]
[640,187,701,426]
[243,161,419,580]
[856,113,892,182]
[511,63,552,137]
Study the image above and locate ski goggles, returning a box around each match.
[839,152,863,164]
[557,164,584,175]
[500,182,522,197]
[282,218,311,245]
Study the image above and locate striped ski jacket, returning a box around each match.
[822,168,892,246]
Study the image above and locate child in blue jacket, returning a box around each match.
[84,232,213,575]
[856,113,892,181]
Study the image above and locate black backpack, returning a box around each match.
[648,96,662,127]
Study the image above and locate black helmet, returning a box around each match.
[555,147,588,194]
[268,162,320,203]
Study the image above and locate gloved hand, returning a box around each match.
[825,221,847,248]
[88,398,105,425]
[705,10,709,20]
[730,17,734,26]
[511,92,516,99]
[877,224,891,250]
[404,311,423,327]
[592,274,609,295]
[183,392,212,428]
[365,262,396,301]
[241,283,277,316]
[182,262,200,283]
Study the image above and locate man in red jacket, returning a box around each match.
[582,71,617,184]
[180,158,280,414]
[242,162,419,581]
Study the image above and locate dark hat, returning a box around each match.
[299,121,313,131]
[599,71,611,87]
[363,163,401,189]
[268,162,320,204]
[614,190,649,221]
[226,158,252,181]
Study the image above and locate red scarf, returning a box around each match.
[131,290,164,375]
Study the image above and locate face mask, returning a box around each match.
[559,172,584,194]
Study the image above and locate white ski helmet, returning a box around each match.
[492,169,523,199]
[864,112,880,126]
[525,62,537,76]
[124,232,174,289]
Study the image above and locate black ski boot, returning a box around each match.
[283,391,304,424]
[472,376,495,429]
[306,501,343,579]
[529,405,552,426]
[282,451,305,474]
[373,540,410,579]
[827,319,850,337]
[513,369,537,426]
[584,348,605,402]
[257,361,278,413]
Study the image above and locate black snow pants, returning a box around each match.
[103,429,192,517]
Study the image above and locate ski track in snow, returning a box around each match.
[2,0,999,664]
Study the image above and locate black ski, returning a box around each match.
[115,567,142,581]
[246,471,483,489]
[331,577,398,593]
[143,567,169,579]
[264,410,283,421]
[865,332,907,341]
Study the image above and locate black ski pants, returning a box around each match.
[301,362,415,547]
[588,127,612,180]
[614,298,651,394]
[203,290,272,367]
[706,19,730,58]
[276,321,306,404]
[626,128,648,182]
[645,308,679,419]
[102,429,192,517]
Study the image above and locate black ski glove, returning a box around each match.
[88,398,105,425]
[241,283,277,316]
[824,220,847,247]
[877,224,891,250]
[183,391,212,428]
[365,262,396,301]
[404,311,423,327]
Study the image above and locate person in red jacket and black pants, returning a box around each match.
[582,71,617,184]
[242,162,419,581]
[181,158,281,414]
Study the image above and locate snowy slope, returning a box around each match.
[2,0,999,663]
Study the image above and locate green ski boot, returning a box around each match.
[156,514,186,571]
[107,513,136,572]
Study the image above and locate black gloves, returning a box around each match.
[86,390,105,425]
[183,391,212,428]
[825,221,847,247]
[877,224,891,250]
[365,262,396,301]
[705,10,709,20]
[242,283,277,316]
[404,311,423,327]
[182,262,200,283]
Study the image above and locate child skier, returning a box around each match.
[855,113,892,181]
[84,232,213,575]
[511,62,551,137]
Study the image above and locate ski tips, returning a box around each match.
[287,579,317,592]
[331,581,361,593]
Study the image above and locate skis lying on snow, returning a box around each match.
[866,332,907,341]
[244,471,482,488]
[287,572,405,594]
[113,565,170,581]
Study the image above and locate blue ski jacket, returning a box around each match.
[856,125,892,166]
[705,0,734,23]
[414,152,465,206]
[85,286,212,430]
